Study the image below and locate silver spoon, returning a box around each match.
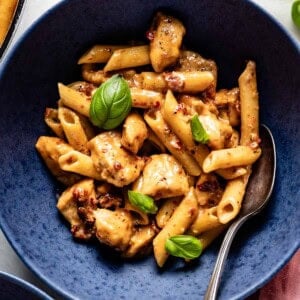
[204,124,276,300]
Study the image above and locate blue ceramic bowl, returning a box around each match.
[0,1,299,299]
[0,271,51,300]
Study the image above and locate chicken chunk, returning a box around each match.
[132,154,189,199]
[195,173,224,206]
[148,12,186,72]
[57,179,96,240]
[176,50,217,98]
[198,114,233,150]
[176,50,217,76]
[122,224,157,258]
[93,208,133,251]
[121,112,148,154]
[88,131,146,187]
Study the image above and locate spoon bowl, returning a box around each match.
[205,124,276,300]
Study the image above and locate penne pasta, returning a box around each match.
[146,128,167,153]
[81,64,108,85]
[164,71,214,93]
[238,61,259,146]
[161,90,209,166]
[216,167,247,180]
[144,110,201,176]
[0,0,18,47]
[58,83,91,117]
[202,146,261,173]
[217,174,250,224]
[198,225,227,250]
[78,45,127,64]
[58,150,103,181]
[156,197,182,228]
[104,45,150,72]
[44,108,65,138]
[161,90,194,148]
[141,71,214,94]
[153,188,198,267]
[188,206,221,235]
[141,72,167,92]
[58,107,95,154]
[130,87,163,109]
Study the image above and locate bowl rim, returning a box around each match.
[0,1,299,299]
[0,271,52,300]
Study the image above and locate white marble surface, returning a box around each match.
[0,0,299,299]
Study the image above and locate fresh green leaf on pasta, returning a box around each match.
[190,115,209,144]
[89,74,132,129]
[165,235,203,259]
[128,190,158,214]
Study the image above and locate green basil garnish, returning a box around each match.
[89,74,132,129]
[165,235,203,259]
[128,191,158,214]
[190,115,209,144]
[292,1,300,28]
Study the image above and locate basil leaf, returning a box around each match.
[292,0,300,28]
[128,190,158,214]
[89,74,132,129]
[190,115,209,144]
[165,235,202,259]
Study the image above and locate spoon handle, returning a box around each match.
[204,216,249,300]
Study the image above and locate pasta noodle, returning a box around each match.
[58,83,91,117]
[58,107,95,154]
[35,12,262,268]
[78,45,127,64]
[217,175,250,224]
[44,108,65,139]
[188,206,221,235]
[104,45,150,72]
[198,225,227,250]
[130,87,163,109]
[161,89,209,166]
[153,188,198,267]
[156,197,181,228]
[58,150,103,180]
[0,0,18,47]
[144,110,202,176]
[239,61,259,147]
[202,146,261,173]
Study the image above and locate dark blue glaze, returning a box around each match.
[0,272,52,300]
[0,1,299,299]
